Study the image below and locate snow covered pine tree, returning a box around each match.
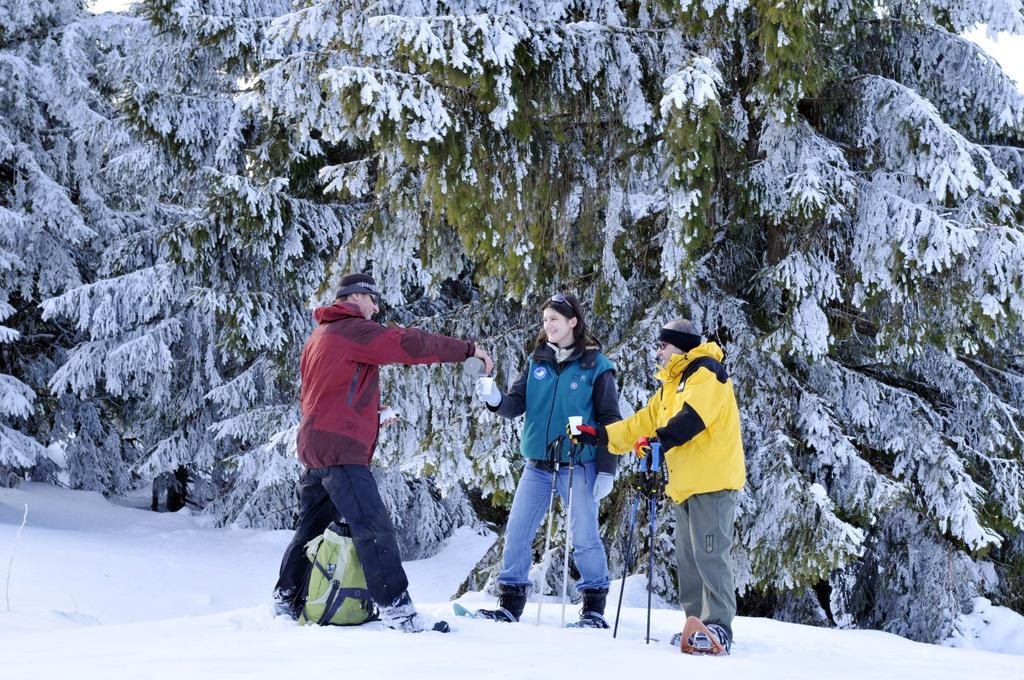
[254,0,1024,642]
[0,0,155,492]
[43,0,328,524]
[43,0,481,564]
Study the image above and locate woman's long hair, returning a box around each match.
[534,293,598,349]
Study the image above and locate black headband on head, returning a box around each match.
[659,327,701,352]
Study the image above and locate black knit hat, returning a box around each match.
[335,273,379,299]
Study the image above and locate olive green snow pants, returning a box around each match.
[672,489,739,639]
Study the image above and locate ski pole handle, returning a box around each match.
[545,435,565,466]
[568,438,584,465]
[650,442,662,473]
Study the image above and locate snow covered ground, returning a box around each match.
[2,484,1023,680]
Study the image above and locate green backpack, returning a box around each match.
[299,521,379,626]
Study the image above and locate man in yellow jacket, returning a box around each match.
[575,319,745,653]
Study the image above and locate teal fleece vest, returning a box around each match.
[521,349,614,464]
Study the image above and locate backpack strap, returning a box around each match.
[317,582,373,625]
[313,558,335,580]
[681,357,728,385]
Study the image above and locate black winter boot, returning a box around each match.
[474,583,528,622]
[576,588,610,629]
[499,583,529,620]
[380,591,450,633]
[272,588,301,620]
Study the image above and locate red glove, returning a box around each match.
[633,436,654,459]
[572,424,608,447]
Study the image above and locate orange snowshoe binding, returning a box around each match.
[674,616,729,655]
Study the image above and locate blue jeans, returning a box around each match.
[498,460,610,592]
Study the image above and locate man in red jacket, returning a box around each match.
[274,273,492,633]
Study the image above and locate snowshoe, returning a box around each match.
[673,616,729,655]
[381,597,450,633]
[566,611,610,629]
[453,602,518,622]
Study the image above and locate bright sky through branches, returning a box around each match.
[86,1,1023,93]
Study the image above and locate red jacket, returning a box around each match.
[296,302,475,468]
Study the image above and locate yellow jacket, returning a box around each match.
[606,342,745,504]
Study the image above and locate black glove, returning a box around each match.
[572,423,608,447]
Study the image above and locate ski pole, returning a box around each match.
[612,489,641,638]
[535,436,564,626]
[645,442,662,645]
[559,439,580,628]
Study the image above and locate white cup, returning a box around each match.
[568,416,583,435]
[479,377,495,396]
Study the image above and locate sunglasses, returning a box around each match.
[549,293,568,304]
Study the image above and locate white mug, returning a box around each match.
[568,416,583,435]
[463,356,486,377]
[479,377,495,396]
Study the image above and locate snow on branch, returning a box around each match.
[319,66,454,143]
[47,319,183,400]
[855,75,1018,207]
[850,179,979,306]
[203,358,276,412]
[191,287,292,355]
[670,0,750,23]
[808,359,1003,551]
[967,224,1024,323]
[134,417,222,480]
[598,181,631,314]
[319,157,376,197]
[739,418,866,590]
[209,404,298,446]
[759,251,841,360]
[659,54,724,280]
[0,426,45,471]
[749,114,856,225]
[267,1,342,48]
[0,375,35,421]
[988,144,1024,185]
[40,264,183,341]
[909,0,1024,35]
[206,424,302,529]
[909,350,1024,530]
[895,26,1024,142]
[796,388,906,522]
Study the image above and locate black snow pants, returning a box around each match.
[274,465,408,609]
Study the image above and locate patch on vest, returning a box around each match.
[533,366,548,380]
[570,381,579,390]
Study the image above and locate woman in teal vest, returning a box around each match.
[472,293,620,627]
